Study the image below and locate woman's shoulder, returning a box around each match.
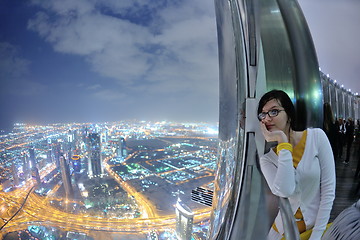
[306,127,325,134]
[306,128,328,141]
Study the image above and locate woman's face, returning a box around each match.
[260,99,290,132]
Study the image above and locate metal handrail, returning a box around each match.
[279,197,301,240]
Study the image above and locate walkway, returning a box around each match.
[330,141,360,221]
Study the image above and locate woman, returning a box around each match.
[257,90,336,240]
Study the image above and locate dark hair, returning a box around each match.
[257,89,296,129]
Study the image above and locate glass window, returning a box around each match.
[0,1,219,239]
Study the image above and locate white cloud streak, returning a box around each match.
[27,0,219,97]
[26,0,219,122]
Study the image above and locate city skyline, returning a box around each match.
[1,0,359,131]
[0,120,217,239]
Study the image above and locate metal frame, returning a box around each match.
[209,0,322,239]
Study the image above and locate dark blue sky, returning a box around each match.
[0,0,219,130]
[0,0,359,131]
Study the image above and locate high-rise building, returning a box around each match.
[175,199,194,240]
[65,130,75,159]
[101,129,108,143]
[53,143,61,168]
[88,133,103,177]
[117,137,127,159]
[31,167,41,184]
[29,148,41,184]
[191,187,213,207]
[47,138,53,165]
[22,151,31,180]
[11,163,20,186]
[60,155,74,199]
[46,149,53,164]
[71,155,81,173]
[29,148,36,169]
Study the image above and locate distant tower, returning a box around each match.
[71,155,81,173]
[66,130,74,159]
[94,124,101,133]
[47,138,53,164]
[175,199,194,240]
[88,133,103,177]
[59,155,74,199]
[29,148,41,184]
[53,143,61,168]
[29,148,36,169]
[101,129,108,143]
[47,149,51,162]
[22,152,30,180]
[117,137,127,159]
[11,163,20,186]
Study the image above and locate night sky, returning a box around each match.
[0,0,359,131]
[298,0,360,94]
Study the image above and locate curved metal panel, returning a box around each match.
[338,89,345,119]
[259,0,323,129]
[208,0,246,238]
[210,0,323,239]
[336,88,343,119]
[322,78,330,104]
[345,93,350,118]
[357,98,360,121]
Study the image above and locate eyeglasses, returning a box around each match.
[258,109,284,121]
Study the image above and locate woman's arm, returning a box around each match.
[309,129,336,240]
[260,150,296,198]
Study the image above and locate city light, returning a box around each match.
[0,120,217,239]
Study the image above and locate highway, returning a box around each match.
[0,125,216,238]
[0,155,212,236]
[0,190,211,235]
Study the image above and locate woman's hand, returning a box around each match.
[260,122,288,143]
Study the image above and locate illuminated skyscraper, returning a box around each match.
[117,137,127,159]
[65,130,75,159]
[47,138,54,164]
[22,151,30,180]
[88,133,103,177]
[29,148,36,169]
[11,163,20,186]
[60,155,74,199]
[175,199,194,240]
[29,148,41,184]
[53,143,61,168]
[101,129,108,143]
[72,156,81,173]
[46,149,52,164]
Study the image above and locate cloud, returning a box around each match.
[27,0,219,98]
[86,84,102,90]
[93,89,126,101]
[22,0,220,124]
